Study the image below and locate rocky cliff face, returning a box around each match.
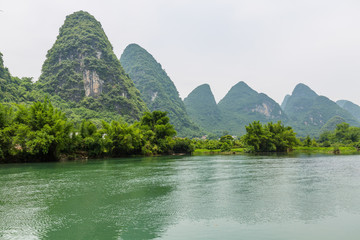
[83,69,103,97]
[79,52,103,97]
[37,11,147,119]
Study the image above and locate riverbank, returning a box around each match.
[193,146,359,155]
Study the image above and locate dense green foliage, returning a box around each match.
[0,100,193,163]
[320,116,346,132]
[337,100,360,122]
[319,123,360,146]
[120,44,200,137]
[0,99,73,161]
[0,58,127,126]
[36,11,147,120]
[283,83,359,137]
[0,52,33,103]
[192,135,241,152]
[183,84,222,133]
[242,121,297,152]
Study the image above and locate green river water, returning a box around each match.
[1,154,360,239]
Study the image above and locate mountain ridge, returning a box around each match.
[184,84,222,132]
[120,43,200,137]
[283,83,359,136]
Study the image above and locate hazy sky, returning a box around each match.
[1,0,360,105]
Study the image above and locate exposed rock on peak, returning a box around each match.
[37,11,147,120]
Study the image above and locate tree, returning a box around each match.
[11,99,73,161]
[303,135,312,147]
[102,120,143,156]
[243,121,297,152]
[140,111,176,153]
[0,103,13,160]
[78,120,103,157]
[171,138,194,154]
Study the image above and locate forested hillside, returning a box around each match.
[184,84,222,133]
[120,44,201,137]
[337,100,360,122]
[283,83,359,136]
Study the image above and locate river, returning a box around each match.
[1,154,360,239]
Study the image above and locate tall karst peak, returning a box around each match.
[218,81,284,118]
[37,11,147,120]
[120,43,200,137]
[216,81,287,136]
[184,84,217,105]
[184,84,221,132]
[292,83,318,99]
[227,81,258,96]
[283,83,359,136]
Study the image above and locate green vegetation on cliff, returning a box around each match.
[217,81,287,136]
[283,83,359,137]
[183,84,221,132]
[320,116,346,132]
[337,100,360,122]
[184,81,287,137]
[37,11,147,120]
[0,52,33,103]
[120,43,200,137]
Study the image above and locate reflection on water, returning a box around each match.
[1,154,360,239]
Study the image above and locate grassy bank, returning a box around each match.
[194,147,359,155]
[292,146,359,155]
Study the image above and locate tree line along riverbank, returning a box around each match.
[1,99,359,163]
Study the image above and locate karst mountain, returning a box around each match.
[282,83,359,136]
[37,11,147,120]
[120,43,200,137]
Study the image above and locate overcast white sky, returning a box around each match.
[1,0,360,105]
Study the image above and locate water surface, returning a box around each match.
[1,154,360,239]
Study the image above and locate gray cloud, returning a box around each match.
[0,0,359,105]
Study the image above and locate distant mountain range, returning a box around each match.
[1,10,359,138]
[185,81,287,136]
[282,83,359,136]
[184,82,360,137]
[337,100,360,122]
